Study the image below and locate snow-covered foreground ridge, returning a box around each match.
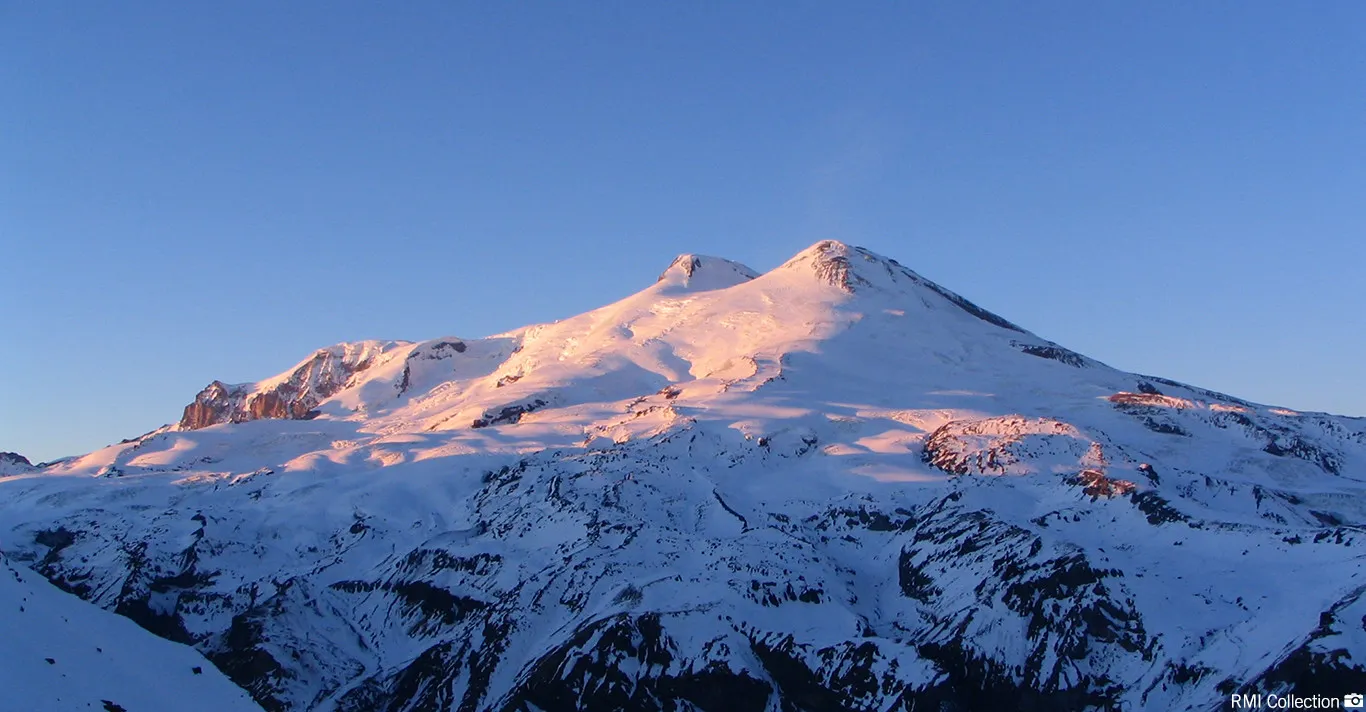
[0,551,264,712]
[3,240,1365,711]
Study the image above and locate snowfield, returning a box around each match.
[2,240,1364,711]
[0,551,263,711]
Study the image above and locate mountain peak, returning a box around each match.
[656,253,758,291]
[775,240,1026,332]
[0,451,35,476]
[777,240,916,292]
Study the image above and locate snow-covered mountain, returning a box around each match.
[2,240,1364,711]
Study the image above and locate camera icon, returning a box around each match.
[1345,693,1365,708]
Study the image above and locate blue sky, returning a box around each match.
[3,3,1363,462]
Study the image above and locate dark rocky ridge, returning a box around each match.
[0,451,36,475]
[1013,341,1091,367]
[1,451,33,468]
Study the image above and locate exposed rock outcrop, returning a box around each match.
[1074,469,1138,498]
[1013,340,1091,367]
[0,451,36,476]
[922,415,1092,476]
[471,400,547,429]
[178,342,394,430]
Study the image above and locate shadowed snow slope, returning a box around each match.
[0,552,263,711]
[2,241,1364,711]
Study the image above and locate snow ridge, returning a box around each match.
[0,551,263,711]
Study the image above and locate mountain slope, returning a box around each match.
[2,240,1364,711]
[0,551,264,712]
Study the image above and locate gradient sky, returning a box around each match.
[4,3,1364,463]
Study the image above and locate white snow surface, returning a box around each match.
[0,552,263,712]
[1,240,1364,711]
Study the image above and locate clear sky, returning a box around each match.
[3,3,1363,463]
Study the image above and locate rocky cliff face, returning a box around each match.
[177,342,397,430]
[179,381,250,430]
